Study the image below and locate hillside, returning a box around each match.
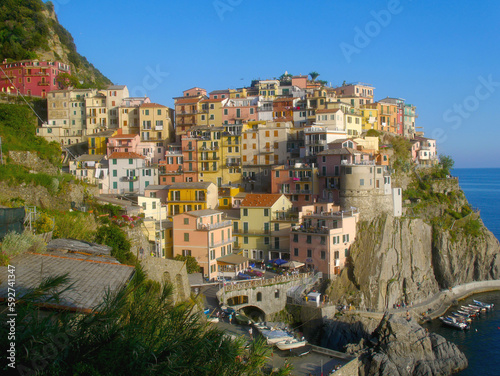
[0,0,112,88]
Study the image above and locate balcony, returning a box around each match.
[200,156,220,161]
[38,82,50,86]
[199,145,219,151]
[225,161,241,167]
[211,237,236,248]
[260,147,274,154]
[121,176,138,182]
[155,125,163,131]
[160,170,183,175]
[197,220,232,231]
[280,189,312,195]
[234,229,270,235]
[340,160,375,166]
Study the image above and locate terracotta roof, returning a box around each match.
[175,97,203,105]
[108,152,145,159]
[316,108,341,114]
[140,103,167,108]
[240,193,283,208]
[201,98,225,103]
[110,134,139,139]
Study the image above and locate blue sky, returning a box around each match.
[47,0,500,168]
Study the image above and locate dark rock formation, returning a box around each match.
[358,314,467,376]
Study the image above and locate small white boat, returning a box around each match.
[261,329,294,344]
[440,316,469,330]
[473,299,494,310]
[276,338,308,350]
[469,304,487,312]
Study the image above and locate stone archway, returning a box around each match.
[240,306,266,322]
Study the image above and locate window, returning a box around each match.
[244,237,248,244]
[264,237,269,245]
[264,209,269,216]
[320,237,326,245]
[257,292,262,301]
[293,234,298,242]
[182,249,191,257]
[345,249,350,257]
[184,218,189,225]
[243,208,248,216]
[321,251,326,260]
[294,248,299,256]
[360,179,364,186]
[274,223,279,231]
[129,158,133,164]
[334,251,339,259]
[152,201,156,210]
[184,233,189,242]
[275,289,280,299]
[307,249,312,258]
[113,182,117,189]
[306,235,311,244]
[113,159,117,165]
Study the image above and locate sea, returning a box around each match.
[423,168,500,376]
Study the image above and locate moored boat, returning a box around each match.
[440,316,469,330]
[473,299,494,310]
[276,338,308,350]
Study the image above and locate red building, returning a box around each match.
[0,59,71,98]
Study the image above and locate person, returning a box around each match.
[229,313,233,324]
[248,327,253,339]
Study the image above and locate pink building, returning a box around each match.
[411,136,438,166]
[316,140,372,202]
[160,144,184,184]
[221,97,259,125]
[107,133,141,156]
[270,164,320,209]
[290,204,359,278]
[0,59,70,98]
[173,209,235,281]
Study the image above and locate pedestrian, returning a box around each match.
[248,327,253,339]
[229,313,233,324]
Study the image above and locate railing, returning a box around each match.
[38,82,50,86]
[234,229,270,235]
[200,156,220,161]
[211,237,236,248]
[160,170,183,175]
[223,272,313,292]
[120,176,138,182]
[340,160,375,166]
[280,189,312,195]
[165,150,182,155]
[197,220,231,231]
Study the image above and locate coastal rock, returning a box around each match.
[358,314,467,376]
[321,314,380,352]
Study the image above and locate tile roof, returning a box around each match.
[140,103,167,108]
[144,185,169,191]
[75,154,106,162]
[317,147,367,156]
[316,108,341,114]
[0,245,135,313]
[200,98,225,103]
[109,151,145,159]
[107,85,127,90]
[110,134,139,139]
[184,209,223,217]
[240,193,283,208]
[175,97,203,104]
[216,254,250,265]
[166,182,214,189]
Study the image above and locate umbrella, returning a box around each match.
[273,259,287,266]
[281,261,305,269]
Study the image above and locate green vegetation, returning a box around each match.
[366,129,380,137]
[0,269,292,375]
[52,210,97,242]
[389,135,412,173]
[95,224,137,265]
[0,230,46,265]
[309,71,320,81]
[0,104,61,166]
[174,254,201,274]
[0,0,111,88]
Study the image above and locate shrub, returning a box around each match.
[53,211,96,242]
[95,225,136,265]
[34,212,54,234]
[0,230,46,263]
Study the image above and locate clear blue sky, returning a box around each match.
[47,0,500,168]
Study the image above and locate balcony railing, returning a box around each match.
[211,237,236,248]
[340,160,375,166]
[280,189,312,195]
[120,176,138,182]
[197,220,232,231]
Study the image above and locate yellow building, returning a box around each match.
[200,98,226,127]
[218,186,244,209]
[345,112,363,137]
[142,218,173,259]
[221,130,242,186]
[237,193,293,262]
[361,107,379,131]
[87,129,117,155]
[139,103,174,143]
[165,182,218,217]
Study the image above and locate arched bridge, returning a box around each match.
[216,272,321,319]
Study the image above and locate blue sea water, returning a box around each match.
[424,168,500,376]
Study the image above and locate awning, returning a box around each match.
[281,261,305,269]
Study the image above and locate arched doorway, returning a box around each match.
[241,306,265,322]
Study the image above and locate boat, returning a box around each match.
[451,312,472,322]
[468,304,487,312]
[276,338,308,350]
[260,329,294,344]
[440,316,469,330]
[473,299,494,310]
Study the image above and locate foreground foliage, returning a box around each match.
[0,268,291,375]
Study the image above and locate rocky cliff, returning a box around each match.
[356,314,467,376]
[326,173,500,311]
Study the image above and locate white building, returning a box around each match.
[108,152,157,194]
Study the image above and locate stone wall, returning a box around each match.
[340,191,393,220]
[430,177,460,194]
[334,357,359,376]
[140,257,191,304]
[8,151,60,175]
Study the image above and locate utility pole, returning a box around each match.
[0,136,3,165]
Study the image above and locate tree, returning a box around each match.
[0,269,292,375]
[95,224,136,265]
[174,254,201,274]
[56,72,80,89]
[279,72,292,84]
[309,71,320,81]
[439,154,455,175]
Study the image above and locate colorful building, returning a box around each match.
[290,203,359,278]
[173,209,235,280]
[0,59,70,98]
[270,164,320,209]
[108,152,157,194]
[164,182,218,217]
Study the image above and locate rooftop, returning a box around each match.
[75,154,106,162]
[109,152,145,160]
[241,193,284,208]
[140,103,168,108]
[166,182,214,190]
[184,209,223,217]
